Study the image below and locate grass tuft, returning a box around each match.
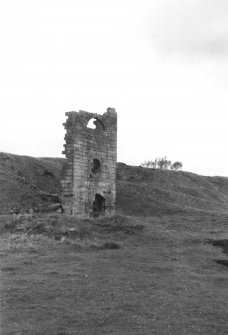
[6,233,37,252]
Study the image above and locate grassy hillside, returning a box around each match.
[1,152,228,215]
[116,163,228,216]
[0,153,65,213]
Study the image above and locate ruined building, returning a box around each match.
[61,108,117,217]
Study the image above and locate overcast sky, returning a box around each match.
[0,0,228,176]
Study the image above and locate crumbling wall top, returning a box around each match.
[64,108,117,132]
[65,107,116,118]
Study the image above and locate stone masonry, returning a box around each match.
[61,108,117,217]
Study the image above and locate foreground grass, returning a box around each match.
[1,213,228,334]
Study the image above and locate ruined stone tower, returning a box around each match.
[61,108,117,217]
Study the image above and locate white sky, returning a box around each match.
[0,0,228,176]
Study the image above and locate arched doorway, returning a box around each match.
[92,193,105,217]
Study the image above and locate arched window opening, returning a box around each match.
[92,158,101,174]
[86,118,105,130]
[87,118,96,129]
[93,193,105,217]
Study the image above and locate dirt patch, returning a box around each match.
[216,260,228,268]
[205,238,228,256]
[1,266,19,272]
[90,241,121,250]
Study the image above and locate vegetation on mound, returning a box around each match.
[0,214,144,242]
[0,213,145,254]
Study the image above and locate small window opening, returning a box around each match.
[87,118,96,129]
[93,193,105,217]
[92,158,101,174]
[87,118,105,130]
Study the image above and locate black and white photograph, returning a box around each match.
[0,0,228,334]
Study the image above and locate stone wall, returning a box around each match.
[61,107,117,217]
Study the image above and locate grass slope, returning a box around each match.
[1,153,228,215]
[117,163,228,216]
[0,153,65,213]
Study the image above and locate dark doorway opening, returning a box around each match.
[93,193,105,217]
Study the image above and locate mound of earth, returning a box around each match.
[0,214,144,246]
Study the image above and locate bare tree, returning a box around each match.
[157,156,172,170]
[141,157,183,171]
